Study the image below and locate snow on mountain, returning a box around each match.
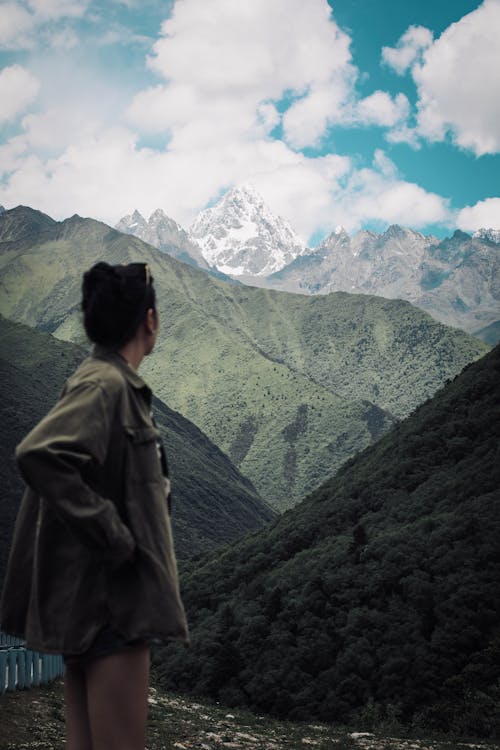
[115,209,209,269]
[270,225,436,298]
[115,193,499,340]
[473,228,500,244]
[189,184,305,276]
[268,225,500,338]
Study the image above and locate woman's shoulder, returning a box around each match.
[66,353,128,400]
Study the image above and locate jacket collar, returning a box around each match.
[91,345,152,393]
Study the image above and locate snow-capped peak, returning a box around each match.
[116,209,147,232]
[473,227,500,244]
[189,184,305,276]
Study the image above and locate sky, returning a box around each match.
[0,0,499,244]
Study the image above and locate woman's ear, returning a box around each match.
[146,308,159,337]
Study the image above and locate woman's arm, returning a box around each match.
[16,379,135,566]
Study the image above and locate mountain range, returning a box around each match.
[117,185,500,341]
[116,208,211,271]
[156,342,500,736]
[1,196,498,739]
[0,315,274,584]
[0,206,488,510]
[269,224,500,339]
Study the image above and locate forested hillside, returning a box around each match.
[0,316,274,583]
[156,345,500,737]
[0,206,487,509]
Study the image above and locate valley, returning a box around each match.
[0,206,488,510]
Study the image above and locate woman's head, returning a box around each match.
[81,261,157,349]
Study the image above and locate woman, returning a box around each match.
[0,261,188,750]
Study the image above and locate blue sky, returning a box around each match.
[0,0,499,244]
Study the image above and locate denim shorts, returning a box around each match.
[63,626,149,665]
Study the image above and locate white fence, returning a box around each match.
[0,632,64,694]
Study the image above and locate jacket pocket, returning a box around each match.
[124,426,163,482]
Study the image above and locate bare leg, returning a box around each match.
[64,662,93,750]
[85,646,150,750]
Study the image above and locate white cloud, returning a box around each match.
[19,107,99,150]
[27,0,89,19]
[372,149,397,178]
[0,136,29,174]
[381,25,433,75]
[0,0,464,241]
[457,197,500,231]
[0,122,350,240]
[356,91,410,127]
[0,122,452,242]
[0,3,35,48]
[128,0,356,151]
[385,124,420,148]
[0,0,89,49]
[48,26,79,48]
[412,0,500,155]
[282,76,354,149]
[330,152,451,233]
[0,65,40,123]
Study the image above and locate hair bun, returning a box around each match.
[83,261,120,290]
[81,261,156,348]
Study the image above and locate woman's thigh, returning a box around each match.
[65,663,93,750]
[85,646,151,750]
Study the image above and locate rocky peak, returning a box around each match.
[115,208,209,270]
[0,206,56,245]
[451,229,472,241]
[473,228,500,244]
[383,224,406,239]
[116,210,147,234]
[189,184,304,276]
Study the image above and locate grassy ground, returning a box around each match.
[1,682,499,750]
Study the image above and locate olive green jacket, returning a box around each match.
[0,346,189,654]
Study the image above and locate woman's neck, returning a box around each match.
[118,338,145,371]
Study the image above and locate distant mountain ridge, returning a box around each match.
[474,227,500,243]
[0,206,488,510]
[116,187,500,340]
[116,208,210,270]
[269,224,500,338]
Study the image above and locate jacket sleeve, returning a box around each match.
[15,379,135,566]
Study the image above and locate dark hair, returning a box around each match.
[81,261,156,348]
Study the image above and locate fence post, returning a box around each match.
[32,652,41,687]
[7,651,17,692]
[24,650,34,689]
[17,650,26,689]
[0,651,7,695]
[41,654,49,685]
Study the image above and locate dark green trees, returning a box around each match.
[155,345,500,736]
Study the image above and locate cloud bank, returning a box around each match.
[0,0,497,238]
[0,65,40,123]
[386,0,500,156]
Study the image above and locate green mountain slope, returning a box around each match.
[0,316,274,584]
[155,345,500,737]
[0,206,488,510]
